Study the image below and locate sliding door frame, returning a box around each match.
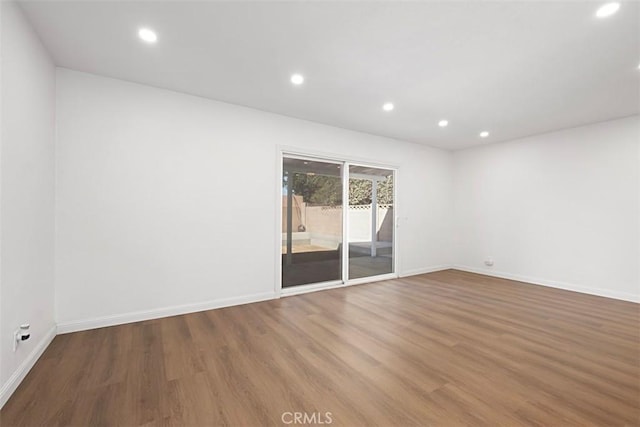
[275,146,399,298]
[345,161,398,285]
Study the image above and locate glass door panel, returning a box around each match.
[282,157,343,288]
[348,165,394,280]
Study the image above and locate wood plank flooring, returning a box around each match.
[1,269,639,426]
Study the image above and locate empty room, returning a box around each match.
[1,0,638,425]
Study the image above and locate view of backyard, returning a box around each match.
[282,158,394,287]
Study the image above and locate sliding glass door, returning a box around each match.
[281,155,395,289]
[282,157,343,288]
[348,165,394,280]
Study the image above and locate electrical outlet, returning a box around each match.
[13,323,31,351]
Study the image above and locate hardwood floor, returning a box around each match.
[2,269,639,426]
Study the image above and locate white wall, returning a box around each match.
[0,1,56,407]
[55,69,453,331]
[453,116,640,302]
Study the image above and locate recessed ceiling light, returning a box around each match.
[479,131,490,138]
[438,120,449,127]
[382,103,394,112]
[138,28,157,43]
[291,74,304,85]
[595,2,620,18]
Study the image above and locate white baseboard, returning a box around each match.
[452,265,639,303]
[57,291,276,334]
[399,265,452,278]
[54,268,450,334]
[0,325,57,409]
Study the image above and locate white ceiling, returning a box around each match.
[19,0,640,149]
